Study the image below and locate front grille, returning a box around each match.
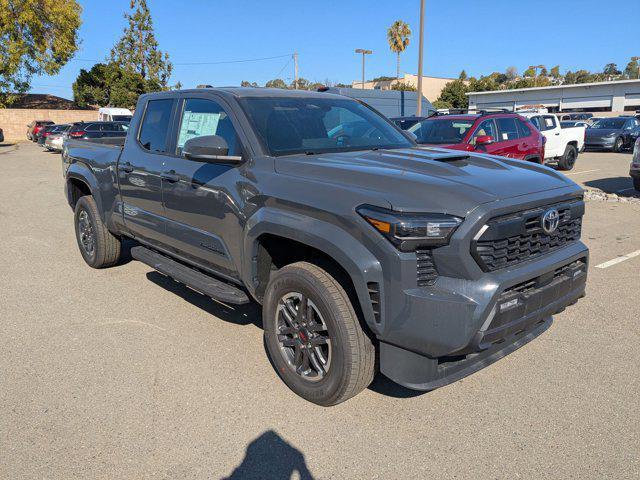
[417,249,438,286]
[472,200,584,272]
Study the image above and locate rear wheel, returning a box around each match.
[634,178,640,192]
[558,144,578,171]
[74,195,121,268]
[613,137,624,153]
[263,262,375,406]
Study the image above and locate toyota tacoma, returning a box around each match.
[63,88,588,405]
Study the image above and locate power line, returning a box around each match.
[273,56,293,80]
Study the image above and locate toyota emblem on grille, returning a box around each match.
[541,208,560,235]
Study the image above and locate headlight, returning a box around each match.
[357,205,462,251]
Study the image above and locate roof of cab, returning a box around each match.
[140,86,345,101]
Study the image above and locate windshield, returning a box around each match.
[239,96,413,156]
[408,118,475,144]
[591,118,625,129]
[112,115,132,122]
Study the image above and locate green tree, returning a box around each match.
[0,0,81,106]
[550,65,561,79]
[240,80,258,87]
[432,99,452,110]
[265,78,287,89]
[505,66,518,81]
[540,66,548,77]
[387,20,411,80]
[624,58,639,79]
[523,67,536,78]
[73,62,160,109]
[436,79,469,109]
[603,63,621,76]
[391,81,416,91]
[110,0,172,88]
[458,70,468,81]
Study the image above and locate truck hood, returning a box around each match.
[274,147,576,216]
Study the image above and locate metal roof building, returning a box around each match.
[467,79,640,113]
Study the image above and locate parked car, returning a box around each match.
[0,127,4,143]
[390,115,431,131]
[407,111,546,164]
[37,124,68,146]
[98,107,133,123]
[584,117,640,152]
[631,138,640,191]
[26,120,54,141]
[44,124,72,152]
[67,121,129,140]
[63,88,588,406]
[520,112,586,170]
[560,113,593,121]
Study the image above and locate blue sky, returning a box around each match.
[32,0,640,100]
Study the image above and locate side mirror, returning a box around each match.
[183,135,242,163]
[475,135,494,147]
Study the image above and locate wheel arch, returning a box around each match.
[65,163,104,221]
[243,208,384,334]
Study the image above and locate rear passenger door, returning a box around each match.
[491,117,523,158]
[119,98,176,245]
[159,95,247,278]
[541,115,562,157]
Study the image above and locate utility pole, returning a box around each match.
[293,52,299,89]
[416,0,425,115]
[355,49,372,89]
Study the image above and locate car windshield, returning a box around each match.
[112,115,132,122]
[239,96,413,156]
[591,118,626,129]
[408,118,475,144]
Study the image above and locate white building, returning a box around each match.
[467,79,640,114]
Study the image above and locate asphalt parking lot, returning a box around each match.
[1,142,639,479]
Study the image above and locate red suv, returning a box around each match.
[407,111,545,163]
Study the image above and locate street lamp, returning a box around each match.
[416,0,425,116]
[529,64,545,86]
[355,49,373,89]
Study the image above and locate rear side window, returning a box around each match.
[139,99,174,152]
[496,117,520,140]
[85,124,100,132]
[517,120,531,137]
[543,116,557,130]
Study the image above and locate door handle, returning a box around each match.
[120,162,134,173]
[555,132,560,136]
[161,170,180,183]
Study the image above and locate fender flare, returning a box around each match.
[243,207,385,333]
[65,162,105,221]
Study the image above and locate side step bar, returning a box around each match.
[131,246,250,304]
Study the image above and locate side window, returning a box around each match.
[85,124,100,132]
[139,99,174,153]
[176,98,240,156]
[100,123,113,132]
[624,120,636,130]
[517,120,531,138]
[496,117,520,141]
[470,119,497,145]
[530,116,542,130]
[543,115,557,130]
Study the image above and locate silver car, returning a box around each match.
[44,124,71,152]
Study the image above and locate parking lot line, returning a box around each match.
[595,249,640,269]
[565,169,600,176]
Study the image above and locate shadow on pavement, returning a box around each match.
[584,177,637,196]
[145,270,262,327]
[223,430,314,480]
[367,372,425,399]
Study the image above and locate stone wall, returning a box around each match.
[0,109,98,141]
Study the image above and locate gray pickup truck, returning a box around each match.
[64,88,588,405]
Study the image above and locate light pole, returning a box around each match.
[416,0,425,116]
[355,49,372,89]
[529,64,545,86]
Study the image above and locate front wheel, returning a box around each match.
[613,137,624,153]
[263,262,375,406]
[634,178,640,192]
[558,144,578,171]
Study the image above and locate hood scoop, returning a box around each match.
[380,148,470,163]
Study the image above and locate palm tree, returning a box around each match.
[387,20,412,80]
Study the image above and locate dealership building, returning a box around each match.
[467,79,640,114]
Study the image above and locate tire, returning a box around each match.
[634,178,640,192]
[613,137,624,153]
[558,144,578,171]
[74,195,121,268]
[263,262,375,406]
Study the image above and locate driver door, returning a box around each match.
[159,96,247,279]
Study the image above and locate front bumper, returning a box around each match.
[585,137,616,149]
